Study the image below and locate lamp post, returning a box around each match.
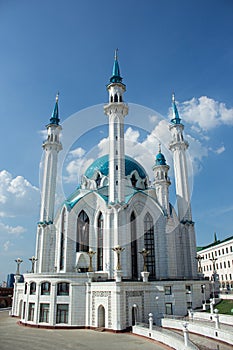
[87,249,96,272]
[195,255,204,273]
[29,256,37,273]
[112,245,125,270]
[15,258,23,276]
[139,248,150,272]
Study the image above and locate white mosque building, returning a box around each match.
[11,52,210,330]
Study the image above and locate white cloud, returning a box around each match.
[214,146,225,155]
[0,222,26,235]
[0,170,39,218]
[176,96,233,130]
[3,240,11,251]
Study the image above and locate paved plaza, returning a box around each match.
[0,310,169,350]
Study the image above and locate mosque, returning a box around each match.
[11,52,209,330]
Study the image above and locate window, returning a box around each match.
[228,261,231,268]
[205,254,207,259]
[218,250,220,256]
[215,251,217,256]
[221,275,224,281]
[207,265,209,271]
[57,282,69,296]
[144,213,155,279]
[187,301,192,310]
[224,261,226,268]
[209,265,212,271]
[186,285,191,293]
[220,262,222,269]
[131,212,138,279]
[230,246,233,253]
[226,247,228,254]
[28,303,35,321]
[165,303,173,315]
[225,274,228,280]
[116,165,118,170]
[222,248,224,254]
[97,212,103,271]
[76,210,89,252]
[56,304,69,324]
[208,253,210,258]
[39,303,50,323]
[203,266,205,272]
[165,286,172,295]
[30,282,36,295]
[23,302,26,319]
[216,263,218,269]
[229,273,232,280]
[41,282,51,295]
[24,283,27,294]
[60,208,66,270]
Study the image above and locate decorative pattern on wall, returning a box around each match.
[92,291,112,328]
[126,290,145,325]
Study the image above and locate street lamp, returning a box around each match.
[139,248,150,272]
[14,258,23,275]
[202,285,206,310]
[29,256,38,273]
[112,245,125,270]
[133,304,137,325]
[87,249,96,272]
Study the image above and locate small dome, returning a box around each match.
[155,152,166,166]
[85,155,147,179]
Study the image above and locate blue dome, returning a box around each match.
[85,155,147,179]
[155,152,166,166]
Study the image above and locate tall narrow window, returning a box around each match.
[56,304,69,324]
[39,303,50,323]
[28,303,35,321]
[60,208,66,270]
[131,212,138,279]
[144,213,155,279]
[97,212,103,271]
[76,210,89,252]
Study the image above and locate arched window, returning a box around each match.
[130,174,137,188]
[76,210,89,252]
[131,212,138,279]
[60,208,66,270]
[114,94,118,102]
[57,282,69,296]
[30,282,36,295]
[144,213,155,279]
[97,212,103,271]
[41,282,51,295]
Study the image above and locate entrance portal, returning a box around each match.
[97,305,105,328]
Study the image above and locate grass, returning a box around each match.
[214,299,233,315]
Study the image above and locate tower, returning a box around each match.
[169,94,197,278]
[35,94,62,273]
[153,144,171,216]
[169,93,192,223]
[104,50,128,204]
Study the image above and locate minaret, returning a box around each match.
[39,93,62,224]
[104,50,128,204]
[35,94,62,273]
[169,94,192,223]
[153,144,171,215]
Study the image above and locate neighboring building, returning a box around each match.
[11,52,208,330]
[7,274,23,288]
[0,287,13,308]
[197,235,233,291]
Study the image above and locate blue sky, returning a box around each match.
[0,0,233,282]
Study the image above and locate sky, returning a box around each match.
[0,0,233,282]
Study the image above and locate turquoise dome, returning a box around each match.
[85,155,147,179]
[155,152,166,166]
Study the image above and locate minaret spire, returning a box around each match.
[49,92,60,125]
[171,93,181,125]
[104,50,128,204]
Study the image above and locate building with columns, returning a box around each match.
[11,52,209,330]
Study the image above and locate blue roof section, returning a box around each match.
[155,152,167,166]
[171,93,181,125]
[49,93,60,125]
[109,49,123,84]
[84,155,147,179]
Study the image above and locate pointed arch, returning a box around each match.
[60,208,66,270]
[97,212,103,271]
[131,211,138,279]
[76,210,89,252]
[97,305,105,327]
[144,212,155,279]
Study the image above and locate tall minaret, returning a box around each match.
[39,93,62,224]
[35,94,62,273]
[169,94,192,223]
[104,50,128,204]
[153,144,171,216]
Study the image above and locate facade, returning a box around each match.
[11,52,208,330]
[197,235,233,291]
